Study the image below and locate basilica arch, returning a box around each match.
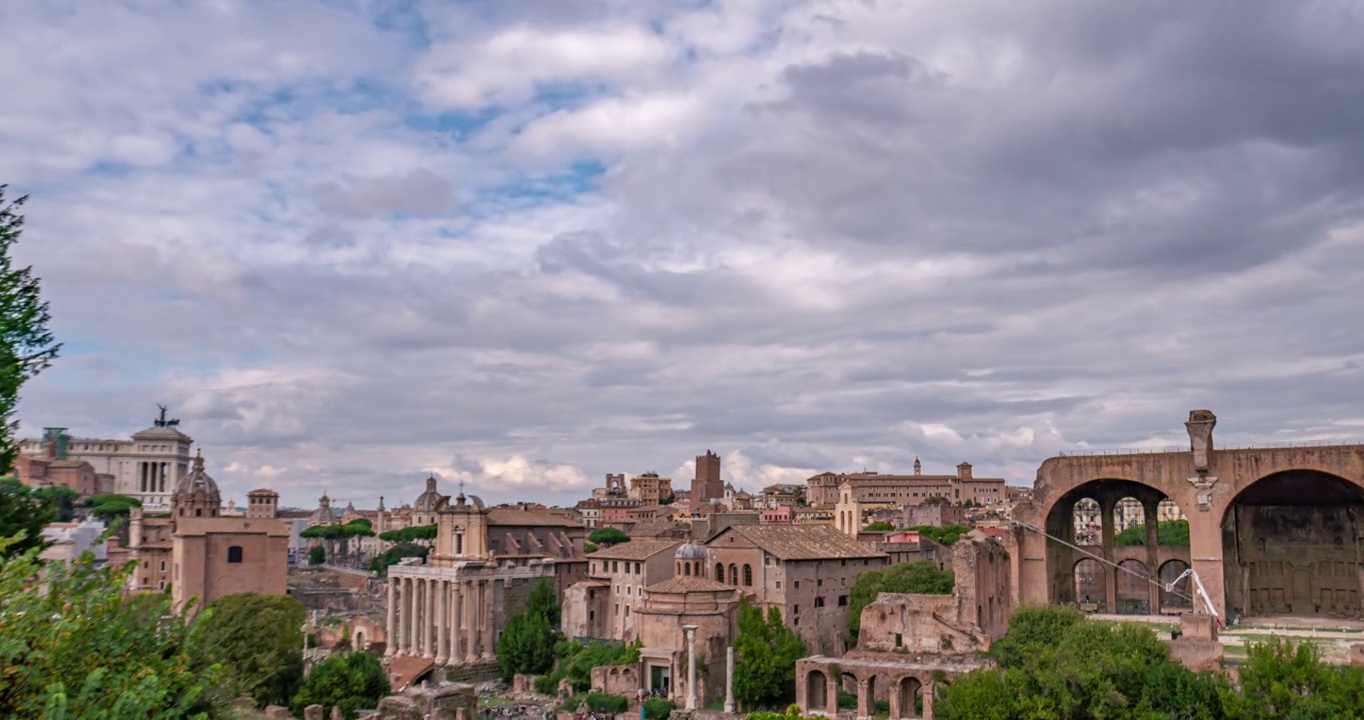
[1013,410,1364,621]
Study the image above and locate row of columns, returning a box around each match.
[385,575,498,664]
[139,461,169,494]
[1088,495,1163,614]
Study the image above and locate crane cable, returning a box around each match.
[1010,519,1198,606]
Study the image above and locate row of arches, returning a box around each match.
[1044,470,1364,620]
[806,669,931,719]
[714,563,754,587]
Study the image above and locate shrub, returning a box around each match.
[643,698,675,720]
[583,692,630,715]
[308,545,326,565]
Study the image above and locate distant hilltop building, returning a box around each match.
[18,405,194,510]
[691,450,723,504]
[806,460,1005,508]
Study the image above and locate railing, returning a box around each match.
[1056,439,1364,458]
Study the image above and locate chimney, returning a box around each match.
[957,462,973,480]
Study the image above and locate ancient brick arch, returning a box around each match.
[796,656,984,720]
[1013,410,1364,620]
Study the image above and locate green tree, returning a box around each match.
[0,187,62,477]
[1221,636,1364,718]
[34,485,78,522]
[863,522,895,532]
[935,605,1229,720]
[588,528,630,546]
[0,535,224,718]
[583,542,598,554]
[0,477,57,557]
[377,524,436,544]
[497,579,560,681]
[1115,519,1190,546]
[369,542,428,574]
[733,598,806,709]
[186,593,306,708]
[907,525,972,546]
[309,545,326,565]
[847,561,954,635]
[289,651,390,720]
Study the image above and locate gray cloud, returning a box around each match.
[6,0,1364,508]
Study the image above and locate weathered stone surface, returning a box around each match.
[303,704,323,720]
[264,707,294,720]
[373,695,423,720]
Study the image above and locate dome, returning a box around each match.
[172,450,222,518]
[675,540,707,560]
[414,475,445,511]
[174,450,220,499]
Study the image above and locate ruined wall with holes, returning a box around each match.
[1223,504,1364,617]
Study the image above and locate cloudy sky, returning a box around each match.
[4,0,1364,509]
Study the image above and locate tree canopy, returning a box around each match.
[0,187,61,477]
[848,561,954,634]
[908,524,973,546]
[289,651,390,720]
[377,524,436,543]
[933,605,1364,720]
[186,593,306,708]
[588,528,630,546]
[864,521,895,532]
[34,485,77,522]
[1115,519,1191,546]
[733,598,806,709]
[0,478,58,557]
[369,542,428,574]
[302,521,375,540]
[0,535,224,718]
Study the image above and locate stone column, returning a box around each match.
[724,646,735,713]
[401,577,412,654]
[1100,498,1117,614]
[424,578,437,658]
[683,625,698,711]
[464,581,478,662]
[385,579,397,657]
[1144,497,1161,615]
[480,580,494,661]
[436,579,448,664]
[856,678,871,720]
[436,578,447,662]
[451,583,464,663]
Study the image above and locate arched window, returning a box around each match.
[195,508,202,517]
[685,563,692,576]
[729,564,738,585]
[715,563,724,581]
[743,564,753,586]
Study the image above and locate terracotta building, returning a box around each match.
[562,538,684,641]
[126,451,289,616]
[704,524,887,655]
[807,460,1006,508]
[13,449,110,498]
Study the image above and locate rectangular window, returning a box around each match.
[159,561,166,572]
[794,605,800,615]
[794,581,800,589]
[635,562,641,574]
[815,597,825,608]
[895,633,903,647]
[227,546,243,563]
[612,561,619,573]
[838,595,848,607]
[817,579,823,587]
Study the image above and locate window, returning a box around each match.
[895,633,903,647]
[625,607,630,617]
[685,564,692,576]
[794,581,800,589]
[456,533,464,555]
[194,508,202,517]
[838,595,848,607]
[612,561,619,573]
[743,564,753,586]
[815,597,825,608]
[794,605,800,615]
[816,579,823,587]
[729,564,738,585]
[635,562,641,574]
[159,561,166,572]
[227,546,243,563]
[715,563,724,580]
